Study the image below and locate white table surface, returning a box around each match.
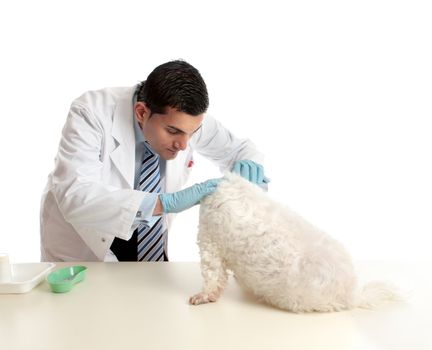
[0,261,430,350]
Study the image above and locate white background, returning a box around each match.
[0,0,430,263]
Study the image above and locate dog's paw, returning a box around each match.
[189,292,219,305]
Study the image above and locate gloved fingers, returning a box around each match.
[199,178,222,195]
[244,160,257,183]
[204,179,220,192]
[160,177,225,214]
[257,166,264,184]
[233,160,268,185]
[207,178,222,186]
[233,161,242,175]
[247,160,265,184]
[201,178,222,187]
[258,167,265,184]
[240,161,250,182]
[232,160,251,181]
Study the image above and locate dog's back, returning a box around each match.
[199,174,357,311]
[196,173,400,312]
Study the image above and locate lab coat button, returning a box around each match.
[101,238,106,243]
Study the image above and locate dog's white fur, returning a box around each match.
[189,173,399,312]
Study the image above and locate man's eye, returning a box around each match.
[167,129,178,134]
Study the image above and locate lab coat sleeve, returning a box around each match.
[190,115,265,172]
[50,103,149,240]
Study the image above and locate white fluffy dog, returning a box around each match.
[189,173,399,312]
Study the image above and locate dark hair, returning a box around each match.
[137,60,209,116]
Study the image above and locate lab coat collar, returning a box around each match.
[110,86,137,189]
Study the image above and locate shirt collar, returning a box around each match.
[132,90,157,156]
[133,112,146,145]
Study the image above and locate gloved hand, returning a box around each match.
[159,178,221,213]
[232,160,270,185]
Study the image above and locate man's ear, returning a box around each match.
[135,102,151,128]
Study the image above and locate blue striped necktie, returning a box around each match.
[137,146,165,261]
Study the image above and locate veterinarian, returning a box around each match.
[40,60,268,262]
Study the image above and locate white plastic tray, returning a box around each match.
[0,263,55,294]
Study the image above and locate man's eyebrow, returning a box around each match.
[166,124,203,135]
[192,125,203,134]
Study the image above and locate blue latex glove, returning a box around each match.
[159,179,221,213]
[232,160,270,185]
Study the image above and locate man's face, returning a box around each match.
[135,102,204,160]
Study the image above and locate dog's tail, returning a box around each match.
[354,281,403,309]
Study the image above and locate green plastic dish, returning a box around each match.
[47,265,87,293]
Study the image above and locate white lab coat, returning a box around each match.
[40,86,264,261]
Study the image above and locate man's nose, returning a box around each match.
[174,135,188,151]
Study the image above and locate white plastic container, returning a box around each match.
[0,253,12,283]
[0,262,55,293]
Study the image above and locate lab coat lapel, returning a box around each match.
[165,159,181,193]
[165,148,190,193]
[110,87,136,189]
